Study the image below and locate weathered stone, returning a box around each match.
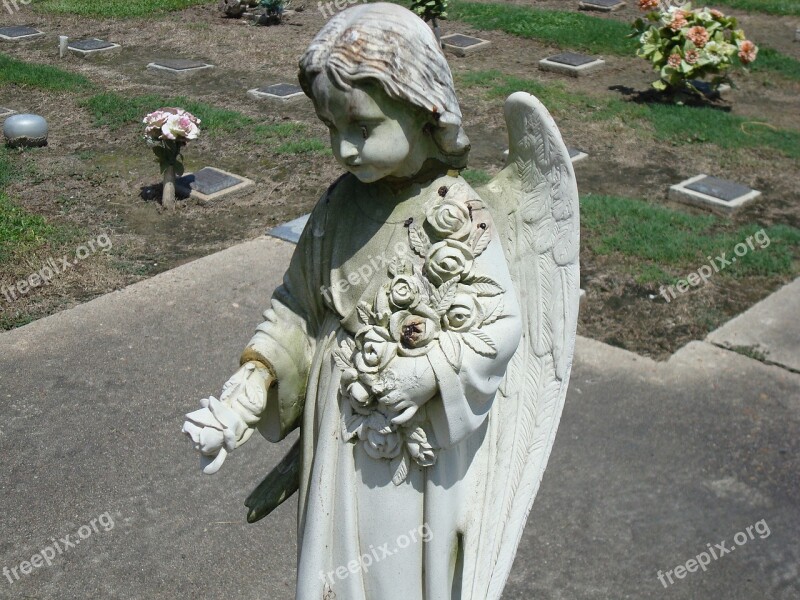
[578,0,626,12]
[248,83,305,101]
[539,52,605,77]
[0,26,45,42]
[147,59,214,78]
[669,174,761,213]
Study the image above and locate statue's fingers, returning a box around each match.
[201,448,227,475]
[391,405,418,425]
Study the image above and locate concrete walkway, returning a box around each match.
[0,236,797,599]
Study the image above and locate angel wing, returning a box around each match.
[465,91,580,599]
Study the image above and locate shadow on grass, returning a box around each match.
[608,85,732,112]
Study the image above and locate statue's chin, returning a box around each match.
[346,165,385,184]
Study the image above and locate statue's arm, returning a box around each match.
[426,230,522,447]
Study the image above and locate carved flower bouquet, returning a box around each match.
[334,182,507,485]
[143,108,201,208]
[632,1,758,97]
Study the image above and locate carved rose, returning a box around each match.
[388,274,421,310]
[354,327,397,374]
[425,240,474,286]
[442,292,483,333]
[389,310,440,355]
[426,197,472,241]
[364,428,403,460]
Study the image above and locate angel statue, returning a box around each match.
[182,3,579,598]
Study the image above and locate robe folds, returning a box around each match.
[242,173,522,600]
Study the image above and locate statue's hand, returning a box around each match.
[182,361,273,474]
[378,356,438,426]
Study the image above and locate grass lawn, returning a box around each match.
[0,53,92,91]
[581,194,800,284]
[84,92,329,153]
[33,0,210,18]
[715,0,800,16]
[457,71,800,159]
[450,1,634,55]
[449,1,800,83]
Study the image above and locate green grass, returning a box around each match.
[84,92,253,133]
[0,149,58,265]
[450,1,635,55]
[0,53,91,91]
[749,47,800,81]
[459,70,800,159]
[34,0,210,18]
[274,139,329,154]
[581,194,800,283]
[715,0,800,16]
[84,94,320,151]
[461,168,492,186]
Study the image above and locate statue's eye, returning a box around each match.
[360,125,369,140]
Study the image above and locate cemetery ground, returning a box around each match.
[1,0,799,359]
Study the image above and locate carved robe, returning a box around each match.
[241,173,522,600]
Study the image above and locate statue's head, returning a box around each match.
[299,2,469,183]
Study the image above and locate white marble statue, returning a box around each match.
[182,4,579,599]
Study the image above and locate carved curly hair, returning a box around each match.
[298,2,470,169]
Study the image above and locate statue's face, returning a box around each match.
[311,72,431,183]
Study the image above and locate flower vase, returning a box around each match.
[162,163,176,209]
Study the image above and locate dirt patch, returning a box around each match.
[0,1,798,359]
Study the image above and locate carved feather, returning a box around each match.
[468,91,580,600]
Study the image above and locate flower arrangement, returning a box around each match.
[143,108,200,208]
[333,182,507,485]
[631,2,758,96]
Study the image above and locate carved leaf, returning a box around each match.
[408,224,430,257]
[391,451,410,486]
[439,330,462,371]
[333,348,352,371]
[431,278,458,315]
[481,297,505,326]
[471,227,491,257]
[472,281,504,297]
[356,301,375,325]
[462,329,498,357]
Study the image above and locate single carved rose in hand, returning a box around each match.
[354,327,397,374]
[426,197,473,241]
[389,311,440,356]
[442,291,483,332]
[425,240,474,286]
[364,428,402,460]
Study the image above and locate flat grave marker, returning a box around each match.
[268,214,310,244]
[147,59,214,78]
[67,38,121,58]
[669,174,761,213]
[0,26,45,42]
[177,167,254,203]
[578,0,626,12]
[248,83,305,101]
[441,33,491,56]
[539,52,605,77]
